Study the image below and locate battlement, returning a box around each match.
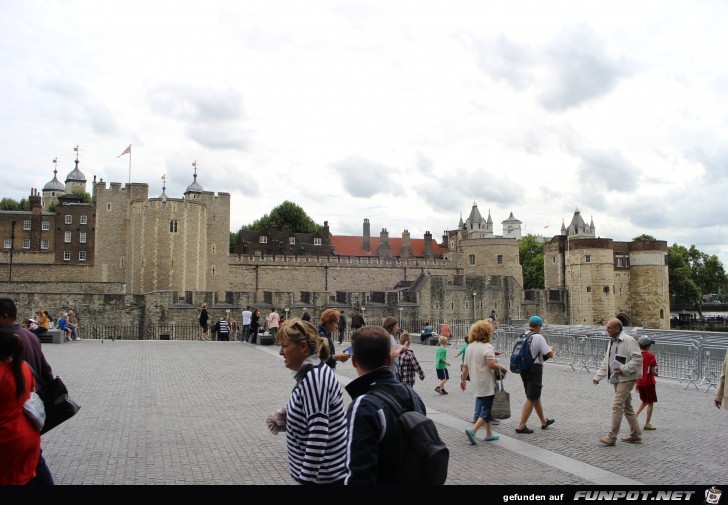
[230,253,449,268]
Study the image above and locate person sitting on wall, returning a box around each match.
[420,321,434,344]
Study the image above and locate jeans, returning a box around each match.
[474,395,495,423]
[243,324,251,341]
[608,380,641,440]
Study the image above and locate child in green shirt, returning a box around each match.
[435,335,451,394]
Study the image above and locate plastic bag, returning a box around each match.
[23,391,46,431]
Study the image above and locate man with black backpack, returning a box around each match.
[343,326,449,485]
[513,315,556,434]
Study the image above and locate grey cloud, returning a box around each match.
[576,148,639,192]
[332,156,401,198]
[416,152,434,174]
[417,169,521,215]
[539,25,631,110]
[187,124,250,152]
[38,79,87,99]
[148,84,245,123]
[87,104,120,136]
[474,34,535,90]
[684,145,728,175]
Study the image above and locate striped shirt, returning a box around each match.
[286,360,348,484]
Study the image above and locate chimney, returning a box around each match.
[29,188,42,214]
[400,229,412,259]
[363,218,370,253]
[424,230,433,258]
[380,228,389,244]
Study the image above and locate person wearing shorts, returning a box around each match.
[514,316,556,434]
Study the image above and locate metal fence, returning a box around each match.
[79,320,726,393]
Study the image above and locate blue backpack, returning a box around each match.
[510,331,536,374]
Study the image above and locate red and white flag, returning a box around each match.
[117,145,131,157]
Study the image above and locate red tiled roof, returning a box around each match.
[330,235,445,257]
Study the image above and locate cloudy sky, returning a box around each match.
[2,1,727,264]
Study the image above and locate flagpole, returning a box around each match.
[128,145,132,183]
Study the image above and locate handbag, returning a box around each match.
[26,363,81,435]
[23,391,47,431]
[491,380,511,420]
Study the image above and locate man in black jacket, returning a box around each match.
[343,326,427,485]
[0,298,55,485]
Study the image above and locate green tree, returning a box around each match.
[519,234,545,289]
[70,188,92,204]
[668,244,701,308]
[0,197,29,211]
[240,201,324,234]
[633,234,657,242]
[229,231,238,254]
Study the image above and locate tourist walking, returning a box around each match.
[635,336,658,430]
[317,309,351,369]
[434,335,451,394]
[337,310,346,344]
[514,316,556,434]
[397,331,425,388]
[199,304,209,341]
[461,319,508,444]
[593,318,643,446]
[250,308,261,344]
[267,318,348,484]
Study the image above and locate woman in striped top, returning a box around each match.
[271,318,348,484]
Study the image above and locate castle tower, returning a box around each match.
[65,146,87,194]
[629,242,670,329]
[501,211,522,240]
[42,158,65,211]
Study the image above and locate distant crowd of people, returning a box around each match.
[21,308,80,342]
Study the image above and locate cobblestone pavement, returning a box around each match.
[37,339,727,486]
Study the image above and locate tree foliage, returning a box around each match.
[240,201,324,234]
[668,243,728,311]
[70,188,92,204]
[0,197,29,211]
[519,234,545,289]
[229,231,238,254]
[633,234,657,242]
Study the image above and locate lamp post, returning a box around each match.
[285,307,289,320]
[398,307,403,327]
[472,291,477,323]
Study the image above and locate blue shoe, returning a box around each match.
[484,434,500,442]
[465,429,477,445]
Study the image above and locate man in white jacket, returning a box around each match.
[593,318,643,446]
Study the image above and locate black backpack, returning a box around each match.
[370,386,449,485]
[509,331,537,374]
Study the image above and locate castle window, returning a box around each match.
[80,232,87,244]
[496,254,503,265]
[212,266,216,276]
[64,231,72,243]
[585,255,591,263]
[80,215,88,225]
[63,250,71,261]
[314,238,322,246]
[603,286,610,294]
[289,237,296,245]
[170,220,178,233]
[42,221,50,231]
[22,238,30,249]
[617,257,623,267]
[553,257,556,263]
[468,254,476,266]
[260,236,268,244]
[3,239,10,249]
[64,215,72,225]
[23,220,31,230]
[41,239,48,250]
[79,251,86,262]
[107,203,111,211]
[212,244,216,254]
[586,286,592,293]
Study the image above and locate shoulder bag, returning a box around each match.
[491,379,511,420]
[26,363,81,435]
